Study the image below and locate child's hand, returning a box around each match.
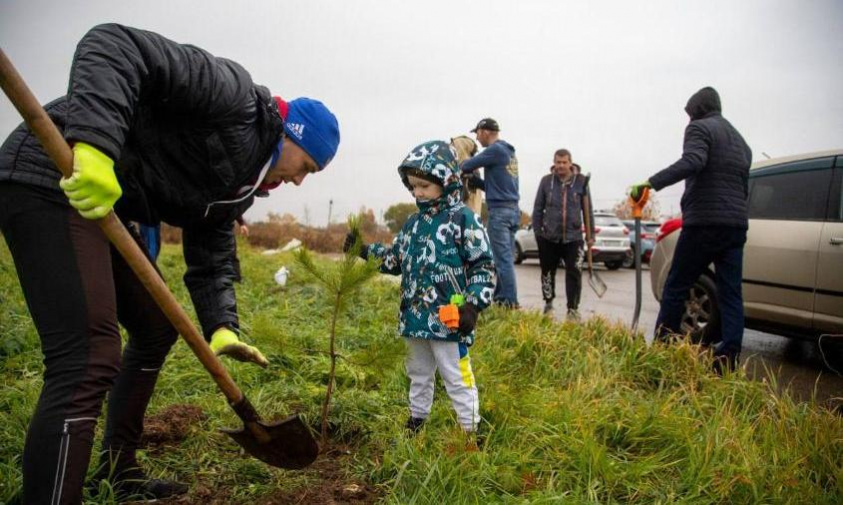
[458,304,478,335]
[343,232,368,259]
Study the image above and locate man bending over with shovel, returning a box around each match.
[0,23,339,503]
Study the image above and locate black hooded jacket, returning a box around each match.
[649,87,752,228]
[0,24,285,337]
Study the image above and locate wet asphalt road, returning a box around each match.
[514,260,843,410]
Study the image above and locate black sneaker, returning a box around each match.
[712,353,739,376]
[90,469,188,502]
[542,301,554,315]
[405,417,425,434]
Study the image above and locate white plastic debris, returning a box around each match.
[280,238,302,252]
[274,266,289,286]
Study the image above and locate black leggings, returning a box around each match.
[537,237,583,309]
[0,183,178,505]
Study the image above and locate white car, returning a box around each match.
[514,213,632,269]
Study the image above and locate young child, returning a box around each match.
[345,140,495,433]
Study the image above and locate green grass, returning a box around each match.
[1,237,841,504]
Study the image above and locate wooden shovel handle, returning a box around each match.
[0,48,245,407]
[582,174,595,271]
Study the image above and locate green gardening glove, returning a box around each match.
[629,180,652,201]
[210,327,269,368]
[59,142,122,219]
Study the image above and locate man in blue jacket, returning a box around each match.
[461,118,520,307]
[631,87,751,374]
[0,24,339,503]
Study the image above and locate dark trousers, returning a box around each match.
[655,225,747,360]
[537,237,583,309]
[0,183,178,505]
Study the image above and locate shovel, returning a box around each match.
[0,49,318,470]
[629,187,651,332]
[582,174,607,298]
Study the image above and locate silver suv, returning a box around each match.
[590,213,632,270]
[650,150,843,341]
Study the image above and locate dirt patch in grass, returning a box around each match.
[141,404,206,448]
[258,444,380,505]
[154,444,380,505]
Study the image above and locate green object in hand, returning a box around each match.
[450,294,465,307]
[59,142,122,220]
[210,327,269,368]
[630,180,652,201]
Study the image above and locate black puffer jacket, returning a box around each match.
[649,87,752,228]
[532,172,594,243]
[0,24,285,338]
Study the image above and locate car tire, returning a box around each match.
[514,243,524,264]
[605,260,623,270]
[622,247,636,269]
[684,274,721,346]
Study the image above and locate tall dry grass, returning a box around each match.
[162,212,393,253]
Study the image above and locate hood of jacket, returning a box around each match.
[496,139,516,156]
[685,86,722,120]
[398,140,463,212]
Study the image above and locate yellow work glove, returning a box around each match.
[629,180,652,201]
[209,327,269,367]
[59,142,122,219]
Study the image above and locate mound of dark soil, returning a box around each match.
[151,444,380,505]
[141,404,207,448]
[259,445,379,504]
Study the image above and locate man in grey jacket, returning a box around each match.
[532,149,594,318]
[631,87,752,374]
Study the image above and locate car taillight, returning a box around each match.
[594,226,601,234]
[656,218,682,242]
[623,228,629,235]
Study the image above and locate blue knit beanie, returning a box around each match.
[283,98,340,170]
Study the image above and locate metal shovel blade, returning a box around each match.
[222,414,318,470]
[222,397,318,469]
[588,270,608,298]
[586,249,608,298]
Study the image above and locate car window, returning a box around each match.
[748,167,833,221]
[829,165,842,222]
[595,216,623,226]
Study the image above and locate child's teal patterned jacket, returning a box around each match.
[367,140,496,346]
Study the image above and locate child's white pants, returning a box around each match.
[406,338,479,431]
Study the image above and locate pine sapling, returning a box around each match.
[293,213,381,448]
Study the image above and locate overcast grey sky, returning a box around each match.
[2,0,841,225]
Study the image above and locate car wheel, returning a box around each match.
[682,274,721,346]
[605,260,623,270]
[514,243,524,264]
[622,247,635,269]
